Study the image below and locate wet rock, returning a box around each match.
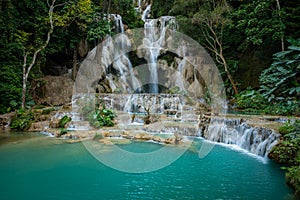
[152,136,165,143]
[28,121,50,132]
[0,112,14,131]
[49,120,60,128]
[66,139,81,144]
[99,139,114,145]
[134,132,152,140]
[122,131,134,139]
[164,137,176,144]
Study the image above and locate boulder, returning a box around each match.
[0,112,15,131]
[32,76,74,106]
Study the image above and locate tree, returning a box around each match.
[193,0,239,95]
[259,38,300,102]
[275,0,284,51]
[19,0,64,108]
[232,0,285,50]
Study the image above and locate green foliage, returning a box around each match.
[269,120,300,166]
[286,166,300,196]
[259,38,300,101]
[111,0,144,29]
[152,0,174,18]
[232,0,285,49]
[87,17,111,41]
[236,90,300,116]
[264,101,300,116]
[59,128,69,136]
[0,65,23,113]
[57,115,72,136]
[41,107,56,115]
[235,88,267,112]
[0,0,55,112]
[10,109,35,131]
[88,106,116,128]
[235,39,300,116]
[279,121,296,135]
[269,120,300,196]
[79,99,116,128]
[58,115,72,128]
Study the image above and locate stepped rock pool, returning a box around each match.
[0,132,294,200]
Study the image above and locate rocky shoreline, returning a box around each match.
[0,106,291,158]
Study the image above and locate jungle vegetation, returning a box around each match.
[0,0,299,115]
[0,0,299,196]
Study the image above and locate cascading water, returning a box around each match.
[133,0,150,20]
[110,14,141,92]
[201,118,281,157]
[142,16,177,93]
[142,4,151,21]
[70,7,281,160]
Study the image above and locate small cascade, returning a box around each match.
[142,4,151,21]
[133,0,152,21]
[110,14,124,33]
[201,118,281,157]
[51,108,91,131]
[122,94,182,114]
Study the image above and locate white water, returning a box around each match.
[70,11,281,159]
[142,16,177,93]
[142,4,151,21]
[203,118,281,158]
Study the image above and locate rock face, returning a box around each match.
[32,76,74,106]
[73,15,224,100]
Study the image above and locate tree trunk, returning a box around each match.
[72,47,78,80]
[276,0,285,52]
[20,0,63,108]
[222,56,238,95]
[107,0,111,15]
[21,67,27,109]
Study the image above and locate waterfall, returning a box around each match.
[201,118,281,157]
[142,16,177,93]
[142,4,151,21]
[109,14,141,92]
[110,14,124,33]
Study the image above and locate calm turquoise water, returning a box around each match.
[0,133,294,200]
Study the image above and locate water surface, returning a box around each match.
[0,133,294,200]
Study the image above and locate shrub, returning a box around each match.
[10,109,35,131]
[286,166,300,197]
[58,115,72,128]
[269,120,300,196]
[235,88,267,111]
[88,107,116,128]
